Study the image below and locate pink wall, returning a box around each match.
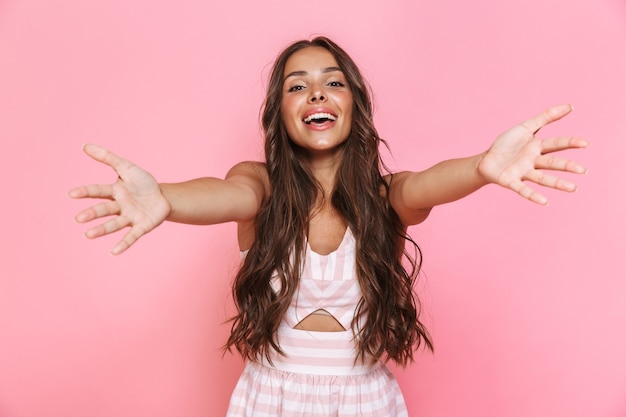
[1,0,625,416]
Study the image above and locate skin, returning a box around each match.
[68,46,589,332]
[281,47,353,168]
[279,47,353,264]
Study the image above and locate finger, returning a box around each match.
[84,216,131,239]
[525,170,577,192]
[111,228,143,255]
[111,240,130,256]
[541,136,590,153]
[82,144,134,175]
[75,200,120,223]
[507,179,549,205]
[535,154,588,174]
[68,183,115,199]
[520,104,573,134]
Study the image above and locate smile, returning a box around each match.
[302,112,337,125]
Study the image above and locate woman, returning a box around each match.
[69,37,588,416]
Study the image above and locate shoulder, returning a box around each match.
[227,160,267,178]
[381,171,410,197]
[226,161,270,199]
[383,171,431,226]
[226,161,268,251]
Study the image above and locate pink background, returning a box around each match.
[1,0,625,416]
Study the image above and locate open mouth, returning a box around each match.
[303,112,337,125]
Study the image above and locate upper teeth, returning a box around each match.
[303,113,337,123]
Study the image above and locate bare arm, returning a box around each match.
[389,154,487,225]
[162,161,267,225]
[389,104,589,226]
[69,145,267,255]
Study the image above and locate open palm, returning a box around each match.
[69,144,171,255]
[478,104,588,205]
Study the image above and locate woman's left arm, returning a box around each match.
[389,104,589,226]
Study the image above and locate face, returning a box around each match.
[280,47,353,158]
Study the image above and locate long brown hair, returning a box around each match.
[226,36,432,366]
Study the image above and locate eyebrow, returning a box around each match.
[283,66,343,81]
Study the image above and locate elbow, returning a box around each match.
[401,206,432,226]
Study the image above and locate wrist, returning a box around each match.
[158,183,175,220]
[474,151,492,185]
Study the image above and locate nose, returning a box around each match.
[308,85,326,103]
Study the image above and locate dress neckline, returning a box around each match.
[306,227,351,257]
[240,228,353,257]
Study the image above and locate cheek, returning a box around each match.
[337,92,353,118]
[281,96,297,122]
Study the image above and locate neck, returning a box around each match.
[297,148,344,194]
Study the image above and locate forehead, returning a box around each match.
[283,47,340,77]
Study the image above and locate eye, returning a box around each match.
[328,81,345,87]
[287,85,305,92]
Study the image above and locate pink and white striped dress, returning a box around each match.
[227,228,409,416]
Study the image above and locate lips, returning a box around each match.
[302,108,338,125]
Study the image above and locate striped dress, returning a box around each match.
[227,228,409,417]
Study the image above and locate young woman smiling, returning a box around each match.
[69,37,588,416]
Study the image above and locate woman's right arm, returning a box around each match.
[163,161,267,225]
[68,144,267,255]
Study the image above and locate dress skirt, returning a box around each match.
[226,324,409,417]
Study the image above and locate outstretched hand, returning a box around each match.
[478,104,589,205]
[68,144,171,255]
